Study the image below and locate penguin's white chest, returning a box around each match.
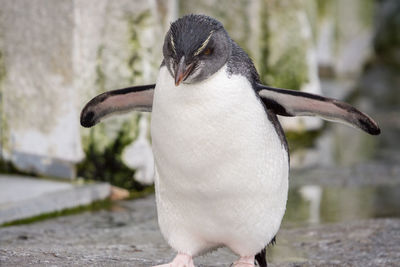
[151,65,289,255]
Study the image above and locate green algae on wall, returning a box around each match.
[285,128,324,152]
[126,9,162,84]
[258,0,324,156]
[0,51,5,84]
[263,46,310,90]
[259,0,310,90]
[80,62,140,188]
[79,9,158,191]
[316,0,334,19]
[0,50,8,155]
[78,119,147,191]
[95,45,106,93]
[358,0,375,28]
[78,43,140,188]
[80,43,140,154]
[126,11,152,84]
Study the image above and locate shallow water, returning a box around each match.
[281,104,400,225]
[283,184,400,228]
[264,183,400,264]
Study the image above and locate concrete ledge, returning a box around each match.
[0,175,110,225]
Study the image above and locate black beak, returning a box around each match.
[174,56,194,86]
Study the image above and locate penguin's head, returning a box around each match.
[163,14,231,86]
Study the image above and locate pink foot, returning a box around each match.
[153,253,195,267]
[232,255,255,267]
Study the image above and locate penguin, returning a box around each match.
[80,14,380,267]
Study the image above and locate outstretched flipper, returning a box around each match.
[256,83,380,135]
[80,84,155,128]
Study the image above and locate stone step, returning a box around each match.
[0,175,110,225]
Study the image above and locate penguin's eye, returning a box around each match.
[203,48,212,56]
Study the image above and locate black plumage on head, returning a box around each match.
[169,14,223,60]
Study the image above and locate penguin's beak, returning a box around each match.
[175,56,194,86]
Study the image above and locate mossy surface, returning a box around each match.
[78,120,149,191]
[0,159,37,177]
[316,0,334,19]
[259,1,270,85]
[1,199,112,227]
[359,0,374,27]
[0,50,9,153]
[263,47,309,90]
[78,11,153,191]
[259,0,310,90]
[95,45,106,92]
[129,185,155,199]
[285,128,324,152]
[126,10,152,84]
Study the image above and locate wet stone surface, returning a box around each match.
[0,195,399,267]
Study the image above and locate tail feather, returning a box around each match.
[255,248,267,267]
[255,236,276,267]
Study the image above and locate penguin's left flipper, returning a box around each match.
[256,83,380,135]
[80,84,155,128]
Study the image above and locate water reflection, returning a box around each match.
[262,184,400,264]
[298,185,322,224]
[283,184,400,229]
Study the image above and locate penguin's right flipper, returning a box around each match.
[80,84,155,128]
[256,83,380,135]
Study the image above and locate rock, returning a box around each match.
[0,1,83,178]
[110,186,130,201]
[121,113,154,185]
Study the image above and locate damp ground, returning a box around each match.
[0,192,399,267]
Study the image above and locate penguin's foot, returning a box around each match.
[232,255,255,267]
[153,253,195,267]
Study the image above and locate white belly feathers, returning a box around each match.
[151,65,289,255]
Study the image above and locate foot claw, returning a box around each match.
[232,255,255,267]
[232,262,255,267]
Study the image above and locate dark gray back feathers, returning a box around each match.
[227,41,260,85]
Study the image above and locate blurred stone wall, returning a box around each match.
[0,0,379,179]
[0,1,81,178]
[361,0,400,108]
[0,0,175,178]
